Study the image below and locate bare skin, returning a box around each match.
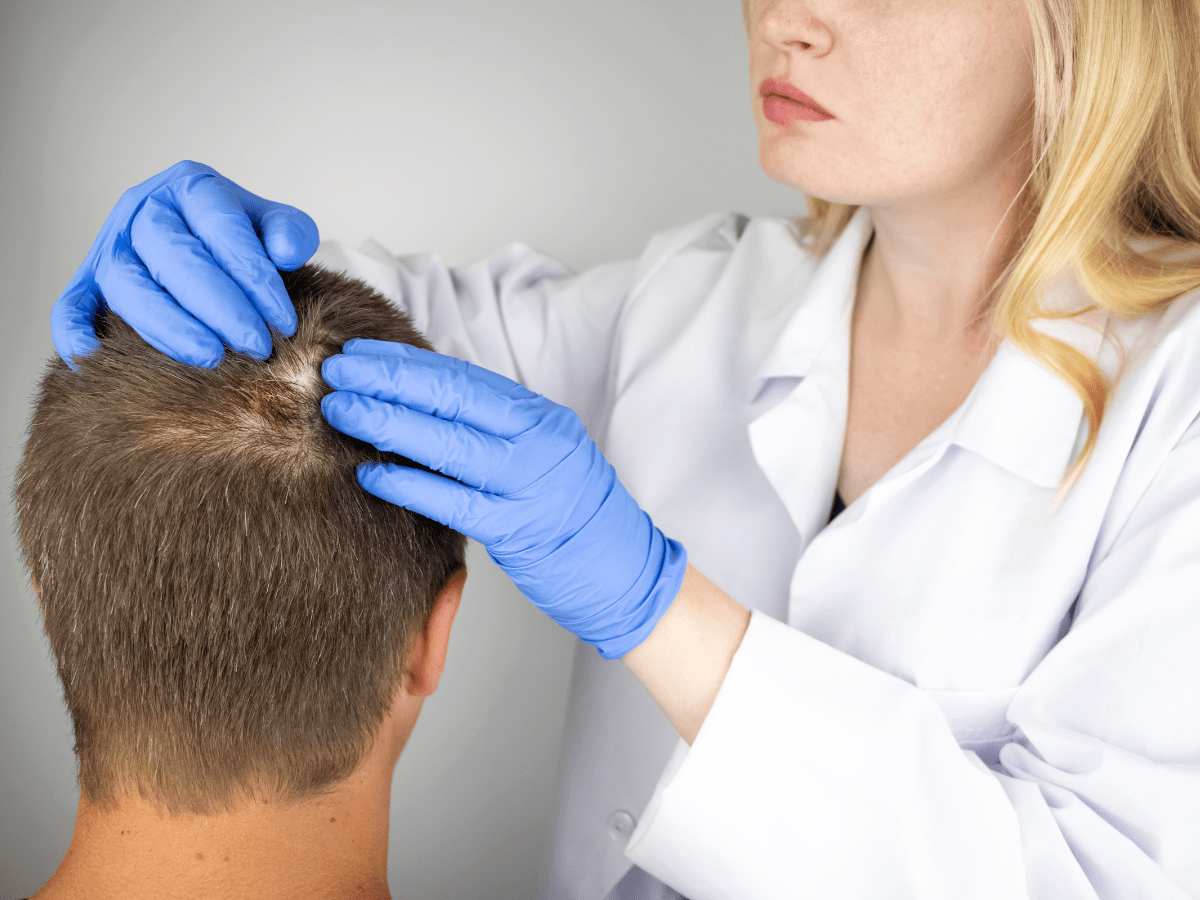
[626,0,1039,740]
[840,229,1011,505]
[31,570,465,900]
[624,565,751,744]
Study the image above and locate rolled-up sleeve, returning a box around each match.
[626,416,1200,900]
[626,612,1029,899]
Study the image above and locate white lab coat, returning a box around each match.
[311,206,1200,900]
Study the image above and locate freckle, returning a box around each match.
[223,855,230,862]
[195,851,204,861]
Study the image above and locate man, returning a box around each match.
[14,264,467,900]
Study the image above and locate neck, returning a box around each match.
[34,733,406,900]
[861,128,1037,342]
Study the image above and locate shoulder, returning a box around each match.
[1035,262,1200,424]
[1100,287,1200,415]
[1110,286,1200,364]
[633,212,811,268]
[627,212,817,303]
[603,214,824,390]
[1084,288,1200,518]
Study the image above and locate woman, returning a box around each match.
[49,0,1200,897]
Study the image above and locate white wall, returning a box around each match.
[0,1,799,897]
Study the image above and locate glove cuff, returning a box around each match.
[590,524,688,660]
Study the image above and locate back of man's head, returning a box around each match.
[14,264,466,815]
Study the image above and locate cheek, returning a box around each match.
[881,47,1032,177]
[861,76,998,168]
[858,94,1026,202]
[875,7,1033,156]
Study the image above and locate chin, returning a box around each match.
[759,140,882,207]
[759,151,835,204]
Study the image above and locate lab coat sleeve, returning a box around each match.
[308,213,738,427]
[625,419,1200,899]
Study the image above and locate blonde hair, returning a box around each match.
[796,0,1200,484]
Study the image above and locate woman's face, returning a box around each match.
[746,0,1037,208]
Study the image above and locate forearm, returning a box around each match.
[320,343,748,742]
[622,564,752,744]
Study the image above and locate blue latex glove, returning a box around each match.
[320,340,688,660]
[51,160,319,369]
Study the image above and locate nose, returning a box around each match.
[753,0,833,58]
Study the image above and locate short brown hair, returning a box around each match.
[14,264,466,814]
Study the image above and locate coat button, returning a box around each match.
[607,809,637,842]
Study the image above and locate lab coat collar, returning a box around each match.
[949,272,1109,488]
[750,206,875,394]
[748,206,1110,493]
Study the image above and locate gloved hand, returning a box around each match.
[321,340,688,659]
[51,160,319,369]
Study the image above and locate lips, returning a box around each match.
[759,78,834,123]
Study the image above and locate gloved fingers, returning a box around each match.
[167,173,299,338]
[132,194,274,359]
[50,280,105,370]
[95,237,226,368]
[341,340,526,395]
[324,346,545,438]
[356,462,506,545]
[230,181,321,273]
[322,391,525,493]
[114,160,220,219]
[49,171,180,370]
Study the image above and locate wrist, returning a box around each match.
[622,564,751,744]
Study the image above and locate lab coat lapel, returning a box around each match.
[747,207,874,549]
[947,272,1109,488]
[747,208,1108,549]
[783,269,1109,687]
[838,330,1093,528]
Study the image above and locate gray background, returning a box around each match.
[0,1,797,897]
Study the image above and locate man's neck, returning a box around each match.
[34,754,397,900]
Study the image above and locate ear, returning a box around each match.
[402,568,466,698]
